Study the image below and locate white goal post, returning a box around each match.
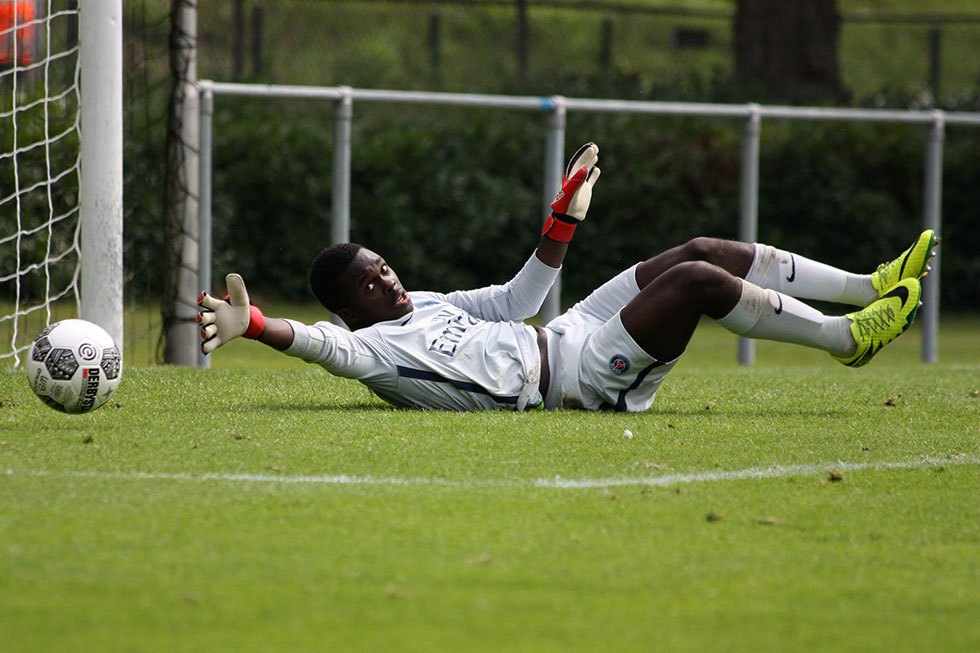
[0,0,122,366]
[78,0,123,354]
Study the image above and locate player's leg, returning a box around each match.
[579,261,853,411]
[743,243,874,306]
[574,261,921,411]
[622,260,743,362]
[582,236,776,319]
[552,238,753,329]
[638,231,938,308]
[744,230,938,306]
[552,238,752,334]
[621,260,874,363]
[577,233,933,362]
[634,237,754,289]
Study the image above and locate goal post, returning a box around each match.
[0,1,123,366]
[79,0,123,352]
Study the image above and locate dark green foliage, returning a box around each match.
[210,101,336,298]
[348,111,543,294]
[940,130,980,309]
[758,123,923,270]
[0,96,80,302]
[206,99,979,310]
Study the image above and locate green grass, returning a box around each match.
[1,318,978,651]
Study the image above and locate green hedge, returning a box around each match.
[209,101,978,311]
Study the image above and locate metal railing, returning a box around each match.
[196,81,980,366]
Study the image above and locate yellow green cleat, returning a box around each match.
[834,278,921,368]
[871,229,939,297]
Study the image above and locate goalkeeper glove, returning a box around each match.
[197,273,265,354]
[542,141,601,243]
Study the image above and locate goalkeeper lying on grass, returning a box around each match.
[199,142,938,412]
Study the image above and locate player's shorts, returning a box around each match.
[543,264,680,412]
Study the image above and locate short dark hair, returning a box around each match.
[309,242,363,312]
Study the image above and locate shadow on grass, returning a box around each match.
[648,407,851,418]
[241,400,397,412]
[233,401,852,419]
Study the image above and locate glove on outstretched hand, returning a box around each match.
[542,141,601,242]
[197,273,265,354]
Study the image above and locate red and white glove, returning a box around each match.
[542,141,601,243]
[197,273,265,354]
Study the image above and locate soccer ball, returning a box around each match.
[25,319,123,414]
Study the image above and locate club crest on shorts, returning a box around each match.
[608,354,631,375]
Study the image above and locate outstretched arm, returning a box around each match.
[199,278,390,386]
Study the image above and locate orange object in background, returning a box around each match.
[0,1,36,66]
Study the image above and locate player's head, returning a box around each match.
[309,243,413,329]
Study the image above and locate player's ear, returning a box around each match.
[335,305,357,327]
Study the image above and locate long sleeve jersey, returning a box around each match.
[283,254,560,411]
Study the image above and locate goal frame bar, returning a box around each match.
[79,0,123,351]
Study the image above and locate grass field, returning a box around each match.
[2,315,978,651]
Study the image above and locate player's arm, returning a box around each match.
[256,318,293,351]
[199,275,389,388]
[198,273,293,353]
[441,143,601,321]
[536,141,601,268]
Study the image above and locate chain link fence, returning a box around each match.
[109,2,980,363]
[194,1,980,104]
[5,2,977,366]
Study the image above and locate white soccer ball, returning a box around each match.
[25,319,123,414]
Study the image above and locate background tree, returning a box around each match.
[735,0,848,103]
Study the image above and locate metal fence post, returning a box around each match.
[737,104,761,365]
[332,86,353,247]
[197,83,214,368]
[921,110,944,364]
[164,0,201,367]
[542,96,566,324]
[331,87,353,325]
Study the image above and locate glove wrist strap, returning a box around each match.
[542,212,578,243]
[244,305,265,339]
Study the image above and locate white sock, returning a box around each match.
[745,243,877,307]
[716,280,856,357]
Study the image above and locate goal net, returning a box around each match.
[0,1,81,366]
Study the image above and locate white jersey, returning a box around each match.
[283,255,559,411]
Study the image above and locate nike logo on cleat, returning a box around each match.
[785,255,796,283]
[884,284,910,304]
[899,251,911,277]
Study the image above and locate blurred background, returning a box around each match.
[196,0,979,104]
[3,1,979,364]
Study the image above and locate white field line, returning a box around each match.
[6,456,976,490]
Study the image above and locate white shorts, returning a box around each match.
[543,264,679,412]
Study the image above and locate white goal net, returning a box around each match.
[2,0,122,367]
[1,1,81,366]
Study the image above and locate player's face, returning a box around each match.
[338,248,413,329]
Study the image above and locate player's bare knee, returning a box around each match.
[669,260,724,287]
[680,236,727,264]
[666,261,738,310]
